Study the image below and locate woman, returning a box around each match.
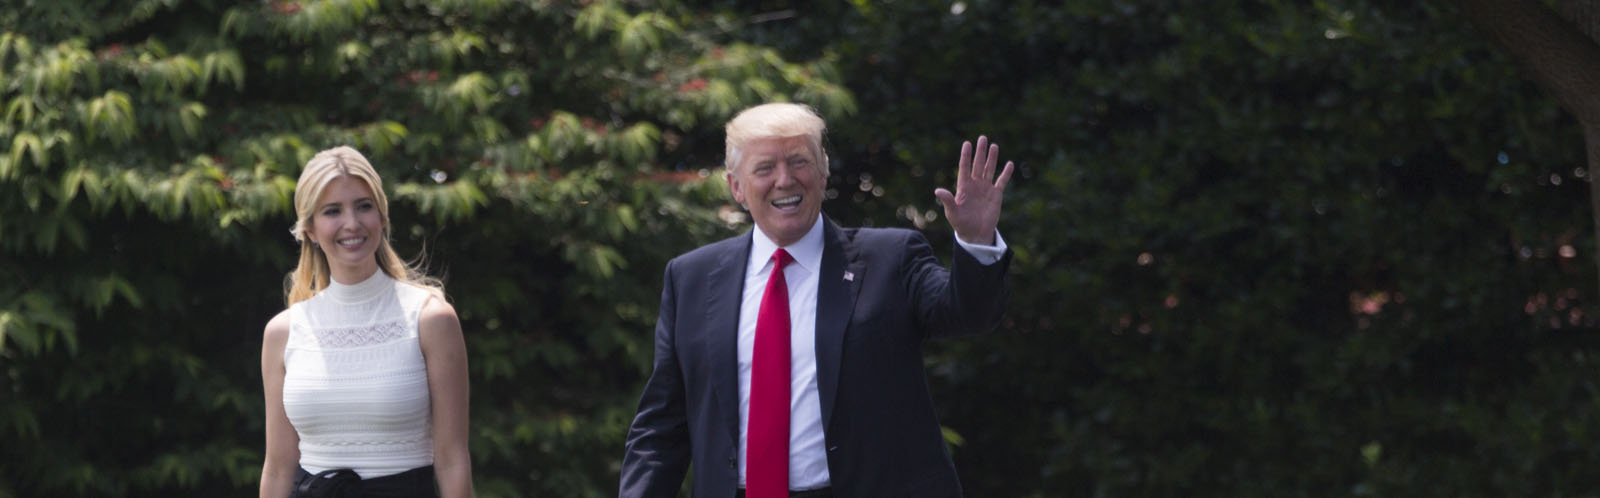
[260,146,473,497]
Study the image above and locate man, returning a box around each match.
[621,103,1015,498]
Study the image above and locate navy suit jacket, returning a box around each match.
[620,217,1012,498]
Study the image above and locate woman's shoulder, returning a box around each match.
[394,278,434,294]
[417,295,461,338]
[394,279,446,309]
[417,294,458,322]
[263,308,292,345]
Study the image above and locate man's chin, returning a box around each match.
[755,224,800,245]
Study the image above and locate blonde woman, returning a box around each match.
[260,146,473,498]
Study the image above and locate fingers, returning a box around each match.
[972,136,988,180]
[934,188,956,208]
[958,140,973,180]
[995,161,1015,191]
[984,142,999,181]
[961,135,1011,187]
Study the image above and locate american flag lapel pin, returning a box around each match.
[843,271,855,281]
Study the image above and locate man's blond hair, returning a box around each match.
[723,103,828,176]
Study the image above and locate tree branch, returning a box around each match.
[1455,0,1600,121]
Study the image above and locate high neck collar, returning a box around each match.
[323,270,394,304]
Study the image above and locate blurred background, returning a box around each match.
[5,0,1600,496]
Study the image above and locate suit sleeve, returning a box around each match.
[619,260,691,498]
[903,230,1013,339]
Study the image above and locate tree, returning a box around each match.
[1454,0,1600,290]
[0,1,849,495]
[9,0,1600,496]
[720,0,1600,495]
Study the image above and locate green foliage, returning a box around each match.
[7,0,1600,496]
[730,0,1600,495]
[0,0,846,496]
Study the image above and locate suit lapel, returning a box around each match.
[705,232,751,446]
[815,217,863,432]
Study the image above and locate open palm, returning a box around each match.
[934,135,1015,245]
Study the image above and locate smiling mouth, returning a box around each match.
[336,236,367,249]
[770,195,802,211]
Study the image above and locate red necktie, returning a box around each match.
[748,249,792,498]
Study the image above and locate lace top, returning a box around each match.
[283,271,435,478]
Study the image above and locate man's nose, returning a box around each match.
[773,164,795,187]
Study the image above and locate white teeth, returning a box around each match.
[337,237,365,246]
[771,196,801,207]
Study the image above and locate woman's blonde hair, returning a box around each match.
[284,146,443,305]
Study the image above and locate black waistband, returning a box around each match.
[291,465,435,498]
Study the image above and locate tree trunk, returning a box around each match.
[1560,0,1600,43]
[1455,0,1600,291]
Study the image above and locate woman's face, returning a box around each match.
[310,175,383,282]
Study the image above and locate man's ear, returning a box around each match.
[725,169,746,207]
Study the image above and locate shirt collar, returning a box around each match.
[748,214,824,277]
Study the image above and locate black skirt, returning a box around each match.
[290,465,435,498]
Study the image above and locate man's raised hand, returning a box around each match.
[933,135,1014,245]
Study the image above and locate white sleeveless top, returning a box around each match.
[283,271,435,478]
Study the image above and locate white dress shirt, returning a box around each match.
[737,215,1007,489]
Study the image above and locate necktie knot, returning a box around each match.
[771,248,792,269]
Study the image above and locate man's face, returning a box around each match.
[726,135,825,247]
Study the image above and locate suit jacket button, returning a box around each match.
[728,456,736,469]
